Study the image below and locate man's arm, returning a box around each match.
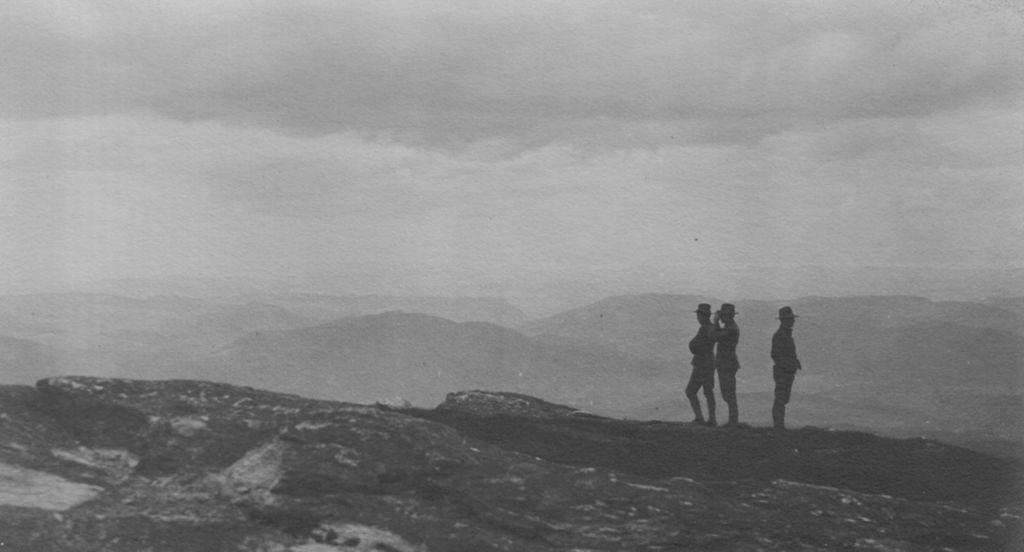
[771,333,783,363]
[709,314,723,340]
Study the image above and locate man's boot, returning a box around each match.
[706,397,717,427]
[688,397,705,424]
[726,401,739,427]
[772,402,785,430]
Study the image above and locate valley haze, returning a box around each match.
[0,281,1020,459]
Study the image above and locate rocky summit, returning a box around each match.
[0,377,1021,551]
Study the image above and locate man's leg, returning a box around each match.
[703,377,717,426]
[772,367,793,430]
[685,373,705,423]
[719,369,738,426]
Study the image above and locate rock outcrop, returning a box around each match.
[436,390,589,418]
[0,377,1020,551]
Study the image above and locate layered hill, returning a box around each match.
[73,277,531,325]
[520,294,1024,368]
[0,293,531,385]
[1,292,1020,449]
[0,377,1020,551]
[232,293,532,327]
[187,312,676,410]
[0,293,315,379]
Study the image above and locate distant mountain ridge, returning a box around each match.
[0,292,533,385]
[231,292,532,327]
[516,293,1024,445]
[0,291,1020,449]
[518,294,1024,390]
[190,311,676,409]
[517,293,715,362]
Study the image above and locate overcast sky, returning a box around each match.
[1,1,1021,310]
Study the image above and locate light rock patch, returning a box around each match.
[0,461,103,511]
[50,446,139,482]
[219,439,285,505]
[170,416,208,437]
[296,523,427,552]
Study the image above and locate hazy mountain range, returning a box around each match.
[0,288,1020,451]
[189,312,673,408]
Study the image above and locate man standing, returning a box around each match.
[711,303,741,427]
[685,303,717,426]
[771,306,801,430]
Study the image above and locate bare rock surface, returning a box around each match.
[0,461,103,511]
[437,390,589,418]
[0,377,1020,551]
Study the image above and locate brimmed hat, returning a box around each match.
[694,303,712,315]
[776,306,799,319]
[717,303,737,316]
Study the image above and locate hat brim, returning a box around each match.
[777,315,799,319]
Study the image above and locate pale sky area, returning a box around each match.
[1,1,1022,313]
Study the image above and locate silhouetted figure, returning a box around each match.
[771,306,801,430]
[711,303,741,427]
[685,303,717,426]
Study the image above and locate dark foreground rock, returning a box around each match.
[0,378,1020,551]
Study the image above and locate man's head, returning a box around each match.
[718,303,737,320]
[695,303,712,321]
[777,306,798,328]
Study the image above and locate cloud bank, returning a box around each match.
[1,1,1021,307]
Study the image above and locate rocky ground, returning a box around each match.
[0,378,1021,551]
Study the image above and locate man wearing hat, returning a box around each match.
[711,303,741,427]
[771,306,802,430]
[685,303,717,426]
